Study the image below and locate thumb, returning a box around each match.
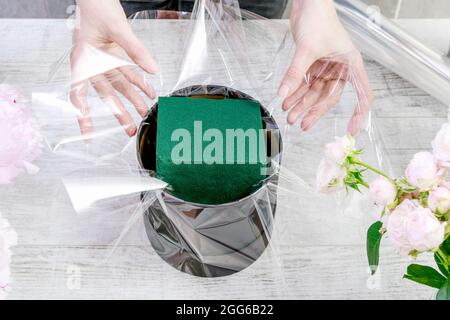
[112,26,159,74]
[278,45,315,98]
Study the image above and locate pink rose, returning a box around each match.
[405,152,442,191]
[316,158,345,193]
[369,176,397,206]
[324,134,355,164]
[386,199,446,256]
[428,186,450,213]
[432,122,450,166]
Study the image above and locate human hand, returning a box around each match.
[70,0,159,137]
[278,0,373,135]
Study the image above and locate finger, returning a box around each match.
[282,60,334,111]
[348,57,373,135]
[278,44,316,99]
[282,82,309,111]
[301,80,345,131]
[311,60,334,81]
[119,66,156,99]
[287,80,325,125]
[108,71,149,118]
[91,75,137,137]
[69,80,94,136]
[111,26,159,74]
[326,62,350,82]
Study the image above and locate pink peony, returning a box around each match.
[428,186,450,214]
[316,158,345,193]
[0,212,18,300]
[386,199,446,256]
[405,152,442,191]
[369,176,397,207]
[0,84,42,184]
[323,134,355,165]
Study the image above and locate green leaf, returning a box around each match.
[434,237,450,276]
[436,279,450,300]
[442,236,450,255]
[367,221,383,275]
[403,264,447,289]
[347,183,361,193]
[434,252,448,277]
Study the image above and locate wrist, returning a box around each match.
[291,0,337,19]
[292,0,335,11]
[76,0,121,9]
[294,0,334,5]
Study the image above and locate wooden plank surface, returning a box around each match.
[0,18,448,299]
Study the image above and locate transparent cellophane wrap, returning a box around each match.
[27,0,447,291]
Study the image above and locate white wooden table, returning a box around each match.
[0,18,449,300]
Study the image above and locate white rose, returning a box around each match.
[324,134,355,164]
[405,152,441,191]
[369,176,397,206]
[316,158,345,193]
[428,186,450,213]
[386,199,446,256]
[432,122,450,166]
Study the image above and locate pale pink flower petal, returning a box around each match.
[369,176,397,207]
[324,134,355,165]
[0,84,42,184]
[386,199,446,256]
[428,186,450,213]
[316,158,346,193]
[405,152,441,191]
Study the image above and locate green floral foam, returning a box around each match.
[156,96,267,205]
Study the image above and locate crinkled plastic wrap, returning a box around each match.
[28,0,438,281]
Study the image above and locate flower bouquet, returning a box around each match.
[317,127,450,300]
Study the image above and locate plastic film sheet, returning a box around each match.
[23,0,447,285]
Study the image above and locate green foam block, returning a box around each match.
[156,96,267,205]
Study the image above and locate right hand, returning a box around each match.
[279,0,373,135]
[71,0,159,137]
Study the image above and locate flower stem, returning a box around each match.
[351,160,394,183]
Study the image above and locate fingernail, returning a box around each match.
[150,60,160,74]
[278,84,290,98]
[287,115,295,125]
[143,61,159,75]
[301,120,310,131]
[152,65,160,74]
[128,126,137,137]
